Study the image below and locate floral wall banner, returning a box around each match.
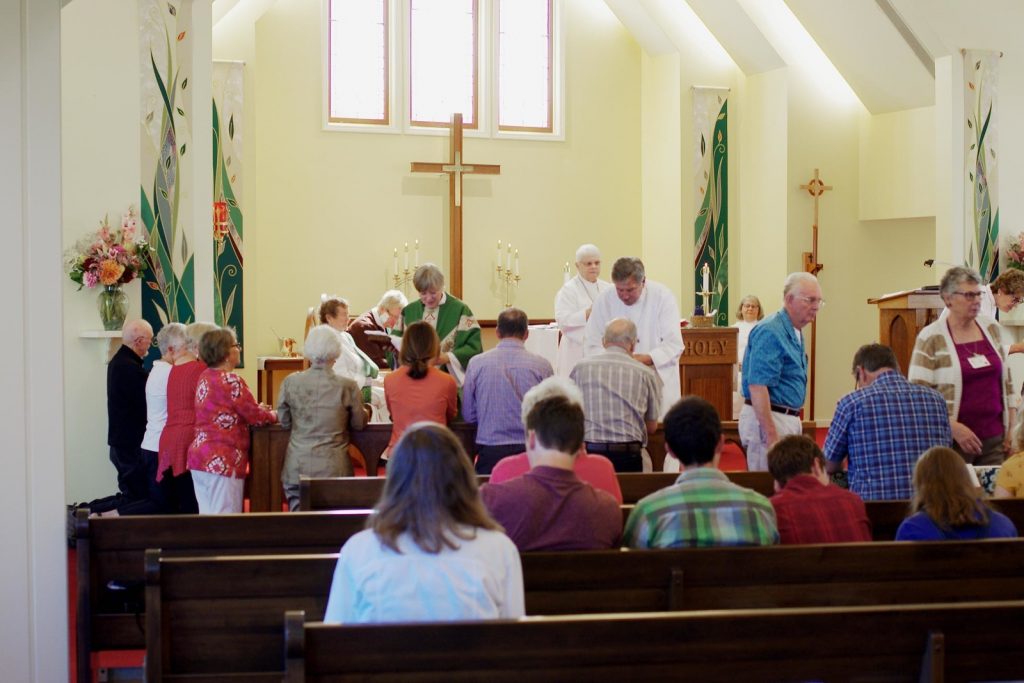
[693,87,729,325]
[140,0,195,342]
[212,61,245,350]
[964,49,1001,282]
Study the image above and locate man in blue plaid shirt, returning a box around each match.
[824,344,952,500]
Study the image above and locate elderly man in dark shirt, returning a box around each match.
[107,318,153,501]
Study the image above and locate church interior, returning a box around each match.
[5,0,1024,679]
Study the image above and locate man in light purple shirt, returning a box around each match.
[463,308,554,473]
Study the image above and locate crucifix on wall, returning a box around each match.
[799,168,833,422]
[410,113,501,298]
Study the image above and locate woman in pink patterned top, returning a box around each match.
[186,327,277,513]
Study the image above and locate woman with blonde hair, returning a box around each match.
[896,446,1017,540]
[382,321,458,458]
[324,423,523,623]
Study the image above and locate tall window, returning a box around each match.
[497,0,552,132]
[328,0,389,124]
[409,0,478,128]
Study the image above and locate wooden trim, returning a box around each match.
[326,0,390,126]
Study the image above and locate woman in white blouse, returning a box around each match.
[732,295,764,420]
[325,422,524,624]
[554,244,612,378]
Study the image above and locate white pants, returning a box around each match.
[192,470,245,514]
[738,404,802,471]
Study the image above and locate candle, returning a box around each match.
[506,243,512,271]
[702,263,710,292]
[414,240,420,266]
[404,242,409,271]
[514,249,520,276]
[564,261,570,284]
[497,240,502,267]
[393,248,398,276]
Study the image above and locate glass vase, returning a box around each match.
[97,285,128,331]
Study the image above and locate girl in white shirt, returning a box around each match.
[325,422,524,623]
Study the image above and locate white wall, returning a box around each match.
[859,106,935,220]
[61,0,142,503]
[1,0,69,678]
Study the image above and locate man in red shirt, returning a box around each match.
[767,435,871,544]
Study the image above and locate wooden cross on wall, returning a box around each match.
[411,113,501,298]
[799,167,833,422]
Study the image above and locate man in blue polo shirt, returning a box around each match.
[739,272,822,471]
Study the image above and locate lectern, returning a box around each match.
[867,289,944,376]
[679,326,738,419]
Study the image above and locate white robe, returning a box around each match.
[584,280,683,418]
[554,275,612,378]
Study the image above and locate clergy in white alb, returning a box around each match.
[554,244,613,378]
[584,257,683,417]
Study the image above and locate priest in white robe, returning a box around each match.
[554,244,612,378]
[584,257,683,418]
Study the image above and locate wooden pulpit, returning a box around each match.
[679,326,738,419]
[867,289,944,376]
[257,356,308,406]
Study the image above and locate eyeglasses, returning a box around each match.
[796,296,825,307]
[232,343,242,350]
[953,291,984,301]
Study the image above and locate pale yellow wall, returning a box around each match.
[640,52,681,301]
[61,0,142,502]
[859,106,935,220]
[213,0,642,387]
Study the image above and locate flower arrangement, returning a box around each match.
[1007,232,1024,271]
[66,207,151,289]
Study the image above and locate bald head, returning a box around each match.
[602,317,637,351]
[122,319,154,358]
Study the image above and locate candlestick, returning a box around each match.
[393,248,398,276]
[497,240,502,266]
[514,249,519,276]
[701,263,710,292]
[404,242,409,271]
[506,244,512,271]
[414,240,419,266]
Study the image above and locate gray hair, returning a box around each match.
[783,272,819,298]
[303,324,342,367]
[939,266,982,298]
[412,263,445,293]
[377,289,408,311]
[155,322,188,355]
[575,243,600,263]
[185,321,220,354]
[520,376,584,424]
[603,317,637,347]
[611,257,645,284]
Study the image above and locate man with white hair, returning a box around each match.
[573,318,662,472]
[739,272,823,471]
[107,318,154,501]
[583,257,682,417]
[554,244,612,378]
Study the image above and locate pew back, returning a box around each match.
[285,600,1024,682]
[74,509,368,683]
[146,540,1024,681]
[299,471,776,511]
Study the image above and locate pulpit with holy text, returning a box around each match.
[679,327,738,419]
[867,289,944,376]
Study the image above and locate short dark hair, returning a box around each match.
[496,308,528,339]
[526,396,584,455]
[663,396,720,466]
[199,327,235,367]
[851,343,899,374]
[767,435,823,486]
[611,257,645,284]
[318,297,348,325]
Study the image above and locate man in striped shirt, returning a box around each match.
[570,318,662,472]
[623,397,779,548]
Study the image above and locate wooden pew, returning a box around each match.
[74,509,368,683]
[298,471,776,511]
[250,421,812,511]
[146,539,1024,681]
[285,600,1024,682]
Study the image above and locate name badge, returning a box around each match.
[967,353,991,369]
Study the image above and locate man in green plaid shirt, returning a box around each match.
[624,397,779,548]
